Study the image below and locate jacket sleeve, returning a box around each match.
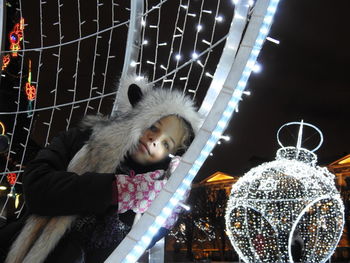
[23,128,116,216]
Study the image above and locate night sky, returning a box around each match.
[196,0,350,182]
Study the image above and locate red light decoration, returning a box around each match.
[25,60,36,101]
[9,18,25,57]
[25,82,36,101]
[7,173,17,185]
[2,55,11,70]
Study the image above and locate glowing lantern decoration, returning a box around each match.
[7,173,17,186]
[9,18,25,57]
[25,60,36,101]
[2,55,11,70]
[225,121,344,263]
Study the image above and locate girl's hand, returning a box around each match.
[165,155,181,178]
[115,170,167,213]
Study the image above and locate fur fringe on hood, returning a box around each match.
[6,76,202,263]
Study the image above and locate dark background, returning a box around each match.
[196,0,350,182]
[1,0,349,183]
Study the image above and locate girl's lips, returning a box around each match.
[139,142,150,155]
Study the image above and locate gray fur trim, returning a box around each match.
[7,75,202,262]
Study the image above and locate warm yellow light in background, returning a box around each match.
[207,172,234,182]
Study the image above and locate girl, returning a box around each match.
[3,76,202,263]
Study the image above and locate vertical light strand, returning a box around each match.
[159,0,187,89]
[191,0,222,99]
[179,0,206,95]
[167,0,191,90]
[45,0,63,144]
[97,1,115,113]
[66,0,83,127]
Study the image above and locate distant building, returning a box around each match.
[328,154,350,259]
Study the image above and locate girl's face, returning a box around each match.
[131,115,185,165]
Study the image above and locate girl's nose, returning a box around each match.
[148,134,159,146]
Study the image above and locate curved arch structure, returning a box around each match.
[106,0,281,262]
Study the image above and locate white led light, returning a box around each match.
[194,160,203,168]
[237,80,246,87]
[221,135,231,141]
[182,178,191,186]
[215,15,224,22]
[228,100,237,109]
[266,36,280,44]
[179,202,190,211]
[251,48,260,56]
[155,215,166,226]
[148,226,158,235]
[162,206,172,216]
[260,26,269,35]
[197,24,203,32]
[134,245,144,253]
[140,235,152,246]
[252,63,262,73]
[197,60,204,67]
[217,120,226,128]
[126,254,137,262]
[175,54,181,60]
[170,197,179,206]
[268,5,277,13]
[143,40,148,45]
[202,39,211,45]
[205,72,214,78]
[192,52,199,59]
[246,60,255,69]
[130,61,137,67]
[176,188,186,196]
[256,37,264,46]
[264,15,273,24]
[206,140,216,148]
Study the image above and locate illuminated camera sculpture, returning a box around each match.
[225,122,344,263]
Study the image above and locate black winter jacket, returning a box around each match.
[1,127,169,263]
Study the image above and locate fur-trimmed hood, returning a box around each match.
[6,76,202,263]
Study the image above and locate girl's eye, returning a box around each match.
[163,141,170,150]
[149,125,158,132]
